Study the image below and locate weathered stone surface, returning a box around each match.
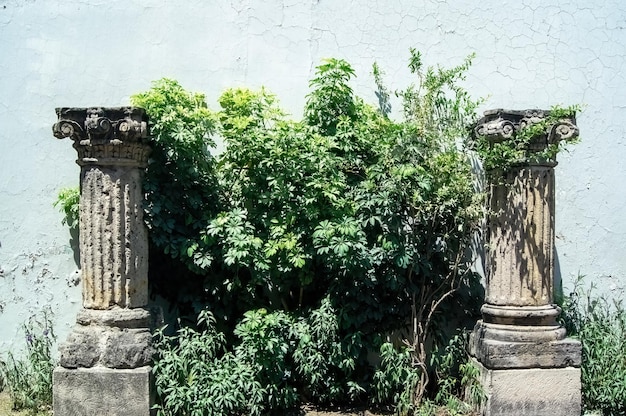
[485,165,556,308]
[54,107,150,310]
[79,165,149,309]
[53,366,154,416]
[473,320,565,344]
[473,358,581,416]
[471,110,581,414]
[101,328,152,369]
[58,327,101,369]
[480,304,561,327]
[53,107,155,415]
[477,304,567,344]
[59,309,153,369]
[472,109,579,345]
[475,109,579,311]
[470,331,581,369]
[77,307,152,328]
[53,107,149,145]
[474,109,579,153]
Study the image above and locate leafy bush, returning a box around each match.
[372,333,483,416]
[135,51,484,412]
[53,187,80,228]
[560,277,626,415]
[371,341,421,414]
[131,78,220,267]
[42,50,485,413]
[0,313,55,413]
[152,309,263,416]
[56,50,485,411]
[153,299,366,415]
[291,297,365,404]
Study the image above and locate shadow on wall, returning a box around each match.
[554,248,564,303]
[68,226,79,268]
[63,225,81,287]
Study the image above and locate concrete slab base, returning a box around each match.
[473,358,581,416]
[53,366,154,416]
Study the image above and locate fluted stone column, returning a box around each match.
[52,107,155,416]
[470,109,582,416]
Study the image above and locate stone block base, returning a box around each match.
[473,358,580,416]
[470,331,581,369]
[53,366,153,416]
[470,320,582,369]
[59,308,155,369]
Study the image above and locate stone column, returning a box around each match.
[52,107,155,416]
[470,109,582,416]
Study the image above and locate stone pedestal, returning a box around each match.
[470,109,581,416]
[471,358,581,416]
[53,367,153,416]
[52,107,155,416]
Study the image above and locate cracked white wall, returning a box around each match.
[1,0,625,351]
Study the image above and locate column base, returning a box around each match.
[470,320,581,369]
[58,307,156,369]
[471,358,581,416]
[470,319,582,416]
[480,304,566,342]
[53,366,154,416]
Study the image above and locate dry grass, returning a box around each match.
[0,391,50,416]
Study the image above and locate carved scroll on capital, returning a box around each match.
[549,120,579,142]
[53,107,150,167]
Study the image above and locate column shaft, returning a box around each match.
[486,165,554,306]
[80,166,148,308]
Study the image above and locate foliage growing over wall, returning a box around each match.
[130,51,485,413]
[57,50,485,413]
[470,105,581,174]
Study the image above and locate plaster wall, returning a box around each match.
[1,0,625,351]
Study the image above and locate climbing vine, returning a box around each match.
[470,105,581,174]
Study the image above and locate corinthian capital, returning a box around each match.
[53,107,150,167]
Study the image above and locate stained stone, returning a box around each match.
[52,107,155,415]
[53,367,153,416]
[472,359,581,416]
[58,327,101,369]
[100,328,152,369]
[471,109,581,415]
[76,306,152,328]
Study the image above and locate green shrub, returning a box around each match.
[153,299,366,415]
[0,312,55,413]
[371,341,421,414]
[292,297,365,405]
[85,49,486,413]
[53,187,80,228]
[152,309,264,416]
[372,333,483,416]
[131,78,220,269]
[560,276,626,415]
